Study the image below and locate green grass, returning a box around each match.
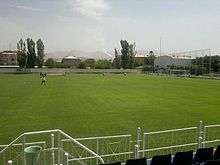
[0,73,220,144]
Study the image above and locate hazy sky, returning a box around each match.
[0,0,220,54]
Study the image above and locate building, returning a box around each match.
[61,56,81,68]
[154,55,192,71]
[0,51,18,66]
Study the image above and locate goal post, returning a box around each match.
[169,69,189,78]
[169,49,212,77]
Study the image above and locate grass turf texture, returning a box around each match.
[0,73,220,144]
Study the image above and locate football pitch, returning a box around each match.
[0,73,220,144]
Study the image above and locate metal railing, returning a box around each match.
[62,134,133,164]
[140,126,198,158]
[0,129,104,165]
[202,124,220,148]
[2,122,220,165]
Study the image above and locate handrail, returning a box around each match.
[23,129,58,135]
[204,124,220,128]
[139,142,198,152]
[0,134,24,154]
[144,127,197,135]
[61,134,131,142]
[75,134,131,141]
[59,130,105,164]
[0,129,58,154]
[202,139,220,144]
[0,129,105,164]
[0,141,46,148]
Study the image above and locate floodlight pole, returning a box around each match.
[160,37,162,56]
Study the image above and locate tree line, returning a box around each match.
[45,58,112,69]
[113,40,136,69]
[17,38,45,68]
[45,39,156,69]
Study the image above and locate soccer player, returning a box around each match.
[40,71,47,85]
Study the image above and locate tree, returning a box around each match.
[114,48,121,69]
[84,59,95,69]
[17,39,27,68]
[120,40,129,69]
[36,39,45,68]
[26,38,36,68]
[144,51,156,66]
[128,44,135,69]
[211,55,220,72]
[95,59,112,69]
[78,61,86,69]
[45,58,55,68]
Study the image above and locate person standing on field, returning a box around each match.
[40,71,47,85]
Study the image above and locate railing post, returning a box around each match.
[22,135,26,165]
[3,151,6,165]
[199,137,203,148]
[203,126,206,148]
[58,131,61,165]
[44,143,46,165]
[137,127,141,147]
[61,141,63,164]
[7,160,12,165]
[96,138,99,165]
[198,121,203,148]
[51,134,55,165]
[129,136,131,159]
[65,153,69,165]
[142,133,145,158]
[135,145,139,159]
[199,121,203,139]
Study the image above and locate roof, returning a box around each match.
[63,56,78,60]
[135,54,147,58]
[0,52,17,55]
[157,55,192,60]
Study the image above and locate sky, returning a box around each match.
[0,0,220,54]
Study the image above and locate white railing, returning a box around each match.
[0,129,104,165]
[2,122,220,165]
[203,124,220,148]
[62,134,133,164]
[141,127,198,158]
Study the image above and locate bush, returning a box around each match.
[142,65,153,72]
[45,58,55,68]
[45,58,69,68]
[95,60,112,69]
[78,61,86,69]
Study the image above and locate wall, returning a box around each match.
[0,68,139,74]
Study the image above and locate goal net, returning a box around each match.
[169,69,189,78]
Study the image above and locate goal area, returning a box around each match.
[169,69,189,77]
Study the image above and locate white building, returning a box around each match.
[0,51,18,66]
[154,56,192,71]
[61,56,81,68]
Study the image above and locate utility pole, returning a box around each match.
[209,49,211,77]
[160,37,161,56]
[202,50,204,75]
